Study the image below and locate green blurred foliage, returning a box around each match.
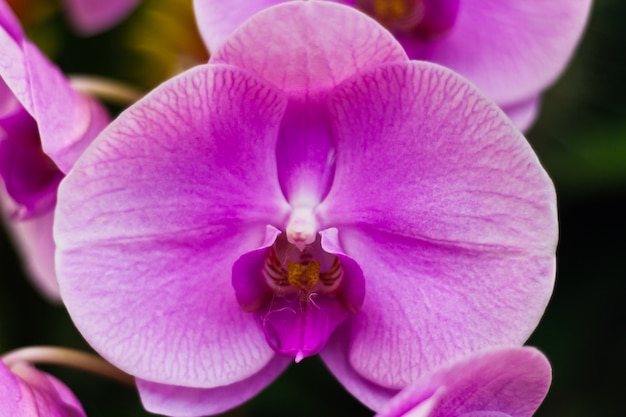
[1,0,625,416]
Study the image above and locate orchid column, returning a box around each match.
[53,2,558,416]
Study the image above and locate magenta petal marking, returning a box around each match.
[276,96,336,206]
[0,109,61,218]
[232,226,282,312]
[319,228,365,313]
[137,355,291,417]
[262,295,350,361]
[211,1,407,93]
[415,0,460,38]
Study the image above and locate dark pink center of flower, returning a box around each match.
[356,0,460,40]
[233,221,364,362]
[263,235,344,300]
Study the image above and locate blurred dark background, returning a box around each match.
[1,0,624,416]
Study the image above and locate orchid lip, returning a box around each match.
[232,225,365,361]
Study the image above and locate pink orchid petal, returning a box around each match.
[62,0,141,35]
[137,354,291,417]
[210,2,405,206]
[320,62,557,253]
[317,62,556,389]
[22,41,110,174]
[0,0,23,42]
[0,24,32,113]
[331,226,554,391]
[193,0,288,52]
[233,227,364,360]
[1,190,59,301]
[0,14,110,174]
[211,1,407,93]
[275,95,336,206]
[261,295,350,360]
[0,361,21,416]
[376,347,551,417]
[2,362,86,417]
[399,0,591,106]
[56,64,290,388]
[319,228,365,313]
[501,96,541,133]
[0,110,61,217]
[232,225,282,312]
[320,322,400,411]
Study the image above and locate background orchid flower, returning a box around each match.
[55,2,557,416]
[0,0,109,300]
[194,0,592,131]
[62,0,141,35]
[0,360,86,417]
[375,347,552,417]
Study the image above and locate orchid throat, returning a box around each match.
[233,209,364,362]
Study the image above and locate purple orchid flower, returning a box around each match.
[62,0,141,35]
[0,360,86,417]
[193,0,591,131]
[54,2,557,416]
[376,346,551,417]
[0,0,109,300]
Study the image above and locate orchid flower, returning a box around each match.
[62,0,141,35]
[194,0,592,131]
[54,2,557,416]
[0,0,109,300]
[1,346,134,417]
[376,347,552,417]
[0,360,86,417]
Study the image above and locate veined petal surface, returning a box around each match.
[399,0,592,106]
[211,1,406,206]
[22,41,110,174]
[376,347,551,417]
[210,1,407,93]
[318,62,556,390]
[55,64,290,387]
[1,362,86,417]
[193,0,288,52]
[0,9,110,174]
